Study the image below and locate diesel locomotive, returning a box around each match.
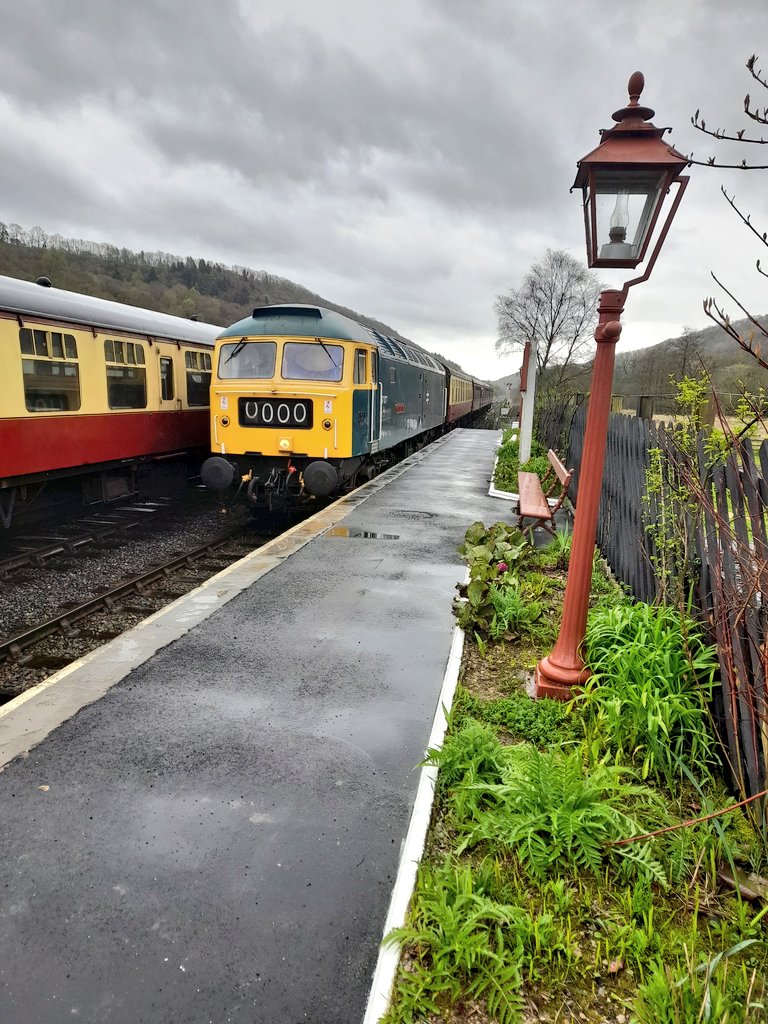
[0,274,220,527]
[200,304,492,509]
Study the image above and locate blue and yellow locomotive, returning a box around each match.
[200,304,492,509]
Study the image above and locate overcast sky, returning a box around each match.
[2,0,767,379]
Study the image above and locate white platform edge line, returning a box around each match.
[362,602,467,1024]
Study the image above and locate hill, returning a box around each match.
[0,223,478,377]
[491,317,768,405]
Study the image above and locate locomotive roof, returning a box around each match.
[220,304,374,343]
[220,304,446,371]
[220,303,491,384]
[0,274,222,346]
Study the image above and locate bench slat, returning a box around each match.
[547,449,572,487]
[518,472,551,518]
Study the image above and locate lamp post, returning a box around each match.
[535,72,689,700]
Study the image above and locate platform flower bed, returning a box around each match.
[381,522,768,1024]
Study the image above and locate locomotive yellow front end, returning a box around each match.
[200,305,381,510]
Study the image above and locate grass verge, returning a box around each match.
[381,523,768,1024]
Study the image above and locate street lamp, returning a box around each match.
[535,72,689,700]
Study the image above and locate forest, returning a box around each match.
[0,222,464,372]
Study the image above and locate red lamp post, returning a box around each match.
[535,72,690,700]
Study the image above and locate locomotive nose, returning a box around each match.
[201,456,235,491]
[302,460,338,497]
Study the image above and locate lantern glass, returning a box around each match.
[589,169,668,266]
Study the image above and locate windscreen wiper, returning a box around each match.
[316,339,336,365]
[224,338,248,365]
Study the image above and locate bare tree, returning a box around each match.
[494,249,602,384]
[673,324,703,380]
[688,55,768,367]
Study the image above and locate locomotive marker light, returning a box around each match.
[535,72,689,699]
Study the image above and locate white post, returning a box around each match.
[518,337,538,464]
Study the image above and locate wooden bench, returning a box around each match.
[515,449,573,538]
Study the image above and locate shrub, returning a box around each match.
[579,603,719,784]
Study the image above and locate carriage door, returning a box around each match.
[352,348,370,455]
[370,350,381,451]
[159,354,177,409]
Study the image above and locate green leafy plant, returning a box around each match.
[384,859,575,1024]
[579,602,719,784]
[493,434,546,493]
[430,732,666,884]
[424,718,507,793]
[487,581,543,640]
[631,943,767,1024]
[455,521,531,634]
[455,686,576,747]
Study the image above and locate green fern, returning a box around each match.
[452,743,667,883]
[384,860,564,1024]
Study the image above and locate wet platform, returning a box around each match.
[0,429,510,1024]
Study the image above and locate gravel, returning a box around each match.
[0,490,273,698]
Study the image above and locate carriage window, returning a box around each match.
[354,349,367,384]
[104,340,146,409]
[218,341,276,379]
[281,342,343,382]
[160,357,174,400]
[20,328,81,412]
[185,350,211,406]
[106,366,146,409]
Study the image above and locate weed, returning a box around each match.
[632,945,767,1023]
[424,718,506,793]
[455,521,532,634]
[449,741,667,885]
[487,581,542,640]
[384,858,576,1023]
[578,602,719,784]
[455,686,576,747]
[383,861,525,1023]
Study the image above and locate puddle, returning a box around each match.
[325,527,400,540]
[388,510,435,520]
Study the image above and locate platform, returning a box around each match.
[0,429,508,1024]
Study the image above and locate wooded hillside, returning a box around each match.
[0,223,465,372]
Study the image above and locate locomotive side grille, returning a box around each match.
[238,397,313,429]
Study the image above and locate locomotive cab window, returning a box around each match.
[185,350,212,407]
[105,339,147,409]
[19,327,81,412]
[218,341,276,380]
[353,349,367,384]
[282,342,343,382]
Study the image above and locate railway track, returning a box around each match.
[0,497,209,579]
[0,532,250,667]
[0,528,264,700]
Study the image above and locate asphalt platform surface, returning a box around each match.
[0,428,508,1024]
